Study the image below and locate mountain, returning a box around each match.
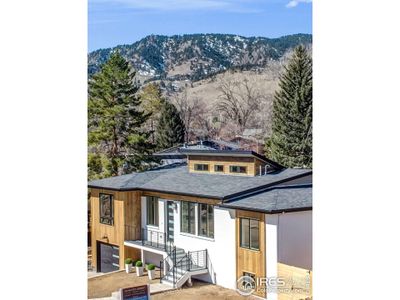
[88,33,312,82]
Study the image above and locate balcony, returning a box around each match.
[124,226,174,254]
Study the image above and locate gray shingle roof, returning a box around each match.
[221,185,312,213]
[88,163,311,200]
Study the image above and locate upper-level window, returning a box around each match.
[181,201,196,234]
[198,204,214,238]
[240,218,259,250]
[99,193,113,225]
[214,165,224,172]
[230,165,247,174]
[194,164,209,171]
[146,197,159,226]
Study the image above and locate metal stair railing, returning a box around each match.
[159,245,176,283]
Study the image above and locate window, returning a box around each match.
[99,194,113,225]
[240,218,259,250]
[198,204,214,238]
[146,197,159,226]
[242,272,256,289]
[181,201,196,234]
[230,165,247,174]
[214,165,224,172]
[194,164,209,171]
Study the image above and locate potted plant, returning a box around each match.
[135,260,144,276]
[124,258,133,273]
[146,264,156,280]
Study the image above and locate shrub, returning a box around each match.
[125,258,133,265]
[135,260,143,267]
[146,264,155,271]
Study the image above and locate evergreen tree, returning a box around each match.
[88,52,155,179]
[156,101,185,150]
[266,45,312,168]
[140,83,164,143]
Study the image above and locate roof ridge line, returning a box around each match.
[222,171,312,203]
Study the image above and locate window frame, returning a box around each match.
[239,217,260,250]
[180,201,196,235]
[99,193,114,226]
[230,165,247,174]
[146,196,159,226]
[242,272,256,289]
[198,203,214,238]
[194,164,209,171]
[214,165,224,172]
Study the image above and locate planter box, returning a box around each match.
[136,266,144,276]
[148,269,155,280]
[125,263,132,273]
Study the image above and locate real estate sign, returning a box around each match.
[120,285,150,300]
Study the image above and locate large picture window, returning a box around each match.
[146,197,159,226]
[198,204,214,238]
[240,218,259,250]
[99,193,113,225]
[181,201,196,234]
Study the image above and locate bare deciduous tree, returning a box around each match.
[216,77,263,131]
[172,89,206,143]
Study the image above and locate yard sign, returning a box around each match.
[120,284,150,300]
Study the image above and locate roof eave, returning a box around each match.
[88,185,223,201]
[219,204,312,214]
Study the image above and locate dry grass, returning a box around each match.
[152,279,257,300]
[88,269,159,299]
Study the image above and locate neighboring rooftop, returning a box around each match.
[153,139,242,159]
[88,162,311,200]
[221,185,312,213]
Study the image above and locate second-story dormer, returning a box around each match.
[180,149,284,176]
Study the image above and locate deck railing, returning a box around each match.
[141,228,175,253]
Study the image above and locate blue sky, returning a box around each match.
[88,0,312,52]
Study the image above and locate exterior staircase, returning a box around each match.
[160,248,208,288]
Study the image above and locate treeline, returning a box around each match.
[88,45,312,180]
[88,53,185,180]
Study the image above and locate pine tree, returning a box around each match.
[266,45,312,168]
[88,52,155,179]
[140,83,164,143]
[156,100,185,150]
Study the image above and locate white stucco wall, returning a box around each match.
[265,215,279,300]
[173,204,237,290]
[265,211,312,300]
[141,197,237,289]
[277,211,312,270]
[265,211,312,273]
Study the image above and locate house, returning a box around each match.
[88,150,312,299]
[153,139,244,165]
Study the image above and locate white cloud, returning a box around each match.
[286,0,312,8]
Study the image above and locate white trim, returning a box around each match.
[124,241,167,256]
[145,225,160,231]
[179,232,215,242]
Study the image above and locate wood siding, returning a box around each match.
[235,209,266,298]
[277,263,312,300]
[254,158,268,176]
[142,190,221,205]
[188,155,266,176]
[90,189,142,270]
